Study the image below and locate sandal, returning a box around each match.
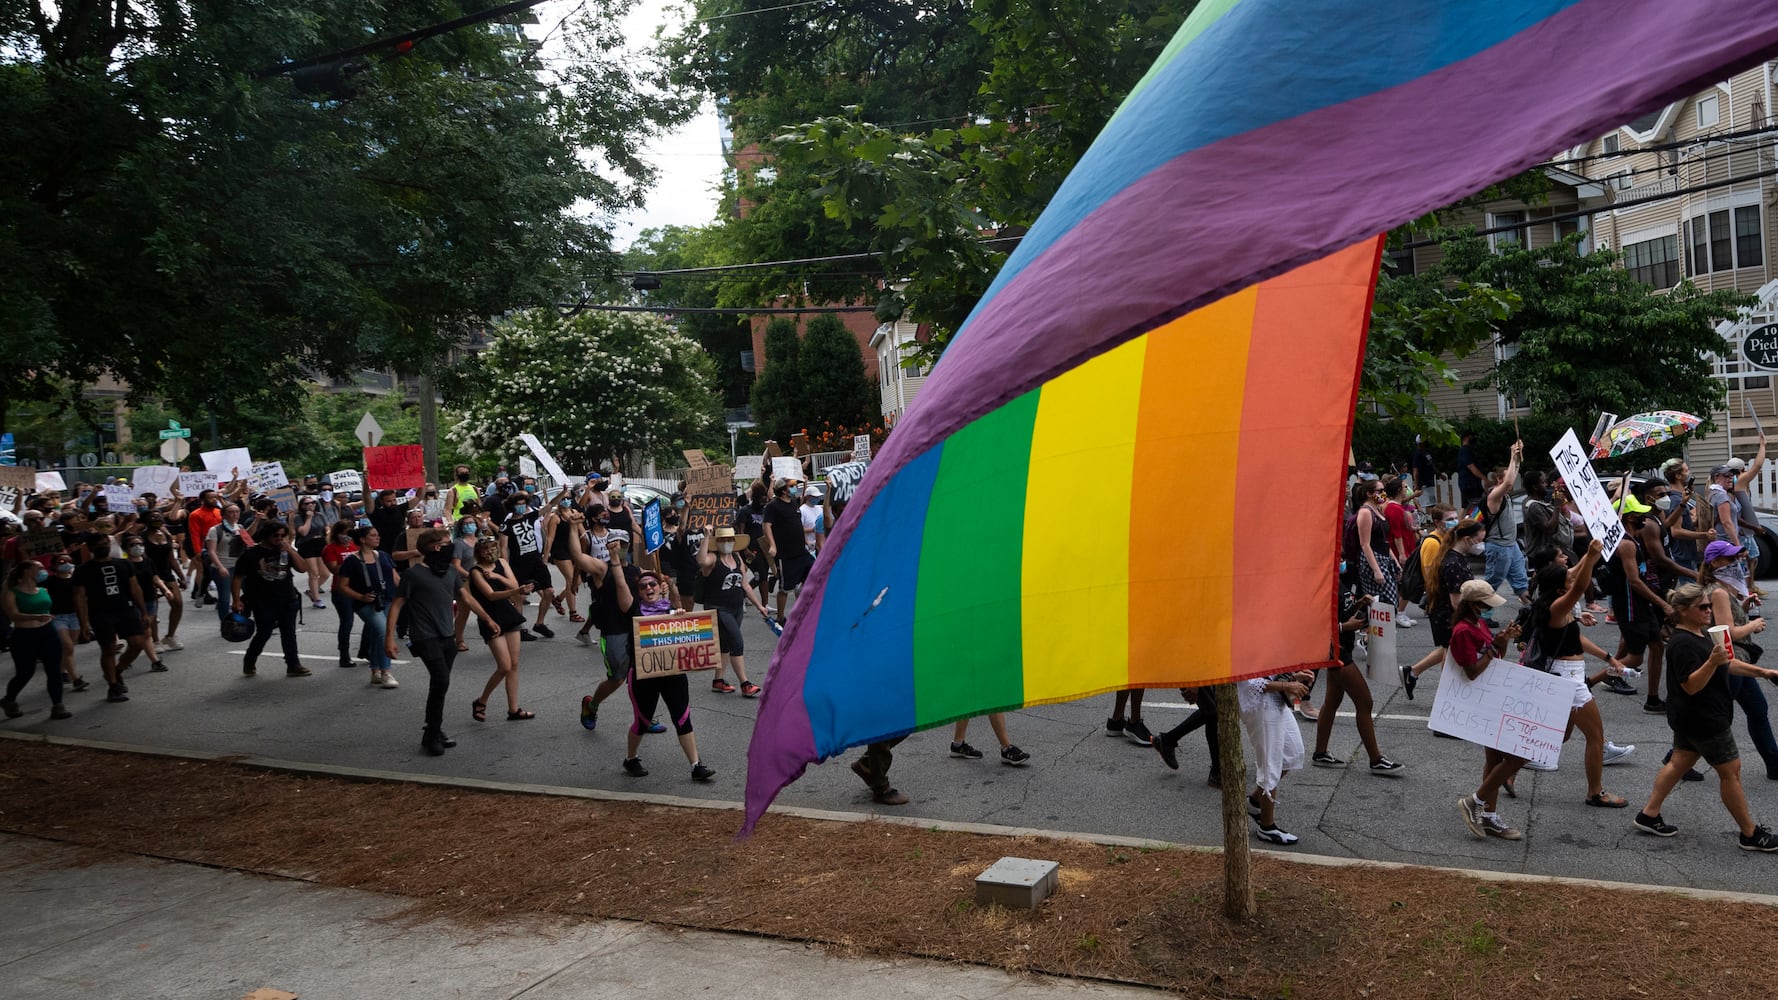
[569,612,586,623]
[740,682,762,698]
[455,640,470,652]
[507,709,536,721]
[472,699,487,722]
[552,598,565,615]
[1586,791,1629,808]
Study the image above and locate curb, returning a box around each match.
[5,729,1777,909]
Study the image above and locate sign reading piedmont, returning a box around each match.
[1744,324,1778,371]
[633,610,720,678]
[1428,655,1574,766]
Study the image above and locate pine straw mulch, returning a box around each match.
[0,741,1771,999]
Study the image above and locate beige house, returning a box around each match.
[1407,61,1778,469]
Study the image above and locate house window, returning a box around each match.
[1623,235,1680,287]
[1698,93,1720,128]
[1383,245,1417,276]
[1687,206,1764,273]
[1737,204,1764,268]
[1488,211,1527,251]
[1602,133,1620,155]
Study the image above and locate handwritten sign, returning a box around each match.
[683,449,709,469]
[178,471,221,496]
[519,456,539,480]
[517,433,569,487]
[0,466,36,492]
[633,610,721,678]
[364,445,426,491]
[200,448,253,478]
[852,434,871,462]
[102,485,135,511]
[771,456,803,483]
[131,465,179,498]
[328,469,363,494]
[684,464,736,532]
[35,471,66,494]
[734,455,764,481]
[1549,428,1623,555]
[423,498,447,522]
[18,527,62,559]
[250,461,289,491]
[267,485,298,516]
[790,432,809,457]
[822,460,869,505]
[1366,602,1397,679]
[1429,655,1574,766]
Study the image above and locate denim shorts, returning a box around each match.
[1483,541,1528,596]
[52,613,79,633]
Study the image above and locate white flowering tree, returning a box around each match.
[448,308,723,473]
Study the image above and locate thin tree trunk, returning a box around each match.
[1214,681,1255,920]
[418,369,439,485]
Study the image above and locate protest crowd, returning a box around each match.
[4,429,1778,855]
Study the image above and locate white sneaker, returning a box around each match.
[163,638,183,651]
[1522,758,1557,772]
[379,672,400,689]
[1602,741,1635,765]
[1397,614,1418,628]
[369,670,385,687]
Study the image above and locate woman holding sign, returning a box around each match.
[1453,580,1528,842]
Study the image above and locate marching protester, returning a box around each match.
[230,521,311,679]
[322,521,359,668]
[45,554,90,693]
[385,528,500,756]
[1605,494,1675,713]
[336,526,399,688]
[291,495,331,609]
[1240,666,1312,846]
[450,514,481,651]
[568,512,641,730]
[500,491,557,639]
[1153,687,1222,788]
[1402,507,1470,697]
[73,532,160,702]
[761,477,812,625]
[467,537,534,721]
[543,488,585,626]
[618,567,714,781]
[1697,540,1778,781]
[188,489,225,604]
[1311,580,1403,774]
[950,713,1030,766]
[205,502,250,623]
[697,525,768,697]
[1480,441,1529,606]
[1381,475,1419,627]
[2,561,70,720]
[139,512,185,652]
[1453,580,1528,841]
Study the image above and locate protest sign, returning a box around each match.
[364,445,426,491]
[1429,655,1575,766]
[424,498,447,522]
[852,434,871,462]
[683,449,709,469]
[641,498,665,553]
[328,469,363,494]
[0,486,17,511]
[771,457,803,482]
[178,471,220,496]
[684,464,737,531]
[822,460,869,505]
[102,484,134,510]
[1365,601,1398,679]
[517,433,569,487]
[633,610,721,678]
[132,465,179,498]
[519,456,538,480]
[734,455,764,481]
[250,461,289,491]
[0,465,36,492]
[1549,428,1624,555]
[35,471,67,493]
[18,527,62,559]
[403,527,426,556]
[267,485,298,516]
[790,432,809,457]
[200,448,253,479]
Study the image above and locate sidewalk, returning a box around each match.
[0,834,1156,1000]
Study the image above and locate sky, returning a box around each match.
[532,0,727,247]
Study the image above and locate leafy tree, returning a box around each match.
[797,313,878,432]
[749,318,803,443]
[1,0,692,431]
[624,226,755,408]
[448,308,722,473]
[1361,266,1521,444]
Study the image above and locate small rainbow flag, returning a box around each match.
[744,0,1778,831]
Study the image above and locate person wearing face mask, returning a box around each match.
[1606,494,1676,714]
[231,522,311,679]
[187,490,225,603]
[368,491,409,568]
[43,554,91,694]
[697,525,768,698]
[800,485,826,557]
[205,503,249,622]
[447,465,480,522]
[1401,519,1485,698]
[557,513,653,730]
[543,488,586,626]
[386,529,500,755]
[290,496,331,610]
[615,570,714,782]
[1697,540,1778,782]
[500,491,555,640]
[322,521,360,669]
[338,526,400,688]
[660,507,700,612]
[123,534,173,668]
[2,561,71,720]
[761,478,813,625]
[449,514,481,652]
[73,533,159,701]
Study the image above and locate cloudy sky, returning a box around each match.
[532,0,726,247]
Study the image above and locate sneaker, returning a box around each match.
[149,661,168,672]
[1368,756,1404,775]
[242,660,257,677]
[1000,745,1031,766]
[1124,719,1154,746]
[106,684,129,703]
[740,681,762,698]
[286,665,313,677]
[1682,767,1705,782]
[580,695,598,731]
[533,623,555,639]
[622,756,648,777]
[1600,676,1638,696]
[712,679,737,694]
[1353,636,1368,664]
[163,638,183,651]
[1253,823,1298,845]
[691,762,716,782]
[369,670,385,686]
[1738,825,1778,852]
[1633,811,1679,837]
[70,679,90,693]
[49,706,71,720]
[520,630,537,642]
[575,631,593,647]
[313,599,326,610]
[1643,698,1667,714]
[1400,664,1417,701]
[1397,613,1418,629]
[379,672,400,689]
[1458,794,1486,840]
[1294,700,1320,721]
[645,718,667,734]
[1104,716,1125,736]
[1247,791,1265,818]
[1311,750,1345,768]
[1480,814,1522,840]
[1602,741,1636,766]
[950,741,984,760]
[0,698,18,718]
[1154,736,1180,771]
[1522,758,1557,772]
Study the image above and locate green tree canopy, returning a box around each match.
[797,313,877,432]
[750,318,803,444]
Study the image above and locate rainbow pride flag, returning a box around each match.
[744,0,1778,831]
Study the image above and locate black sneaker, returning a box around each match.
[149,661,168,673]
[1104,716,1124,736]
[1683,768,1705,782]
[1643,698,1668,714]
[1600,676,1637,696]
[520,630,537,642]
[1311,750,1345,768]
[106,684,129,703]
[1739,825,1778,851]
[1000,745,1031,766]
[949,741,983,760]
[1154,736,1180,771]
[533,623,555,639]
[1633,811,1679,837]
[242,660,257,676]
[1124,719,1154,746]
[1399,665,1417,700]
[622,756,648,777]
[286,665,312,677]
[1369,757,1405,775]
[1253,822,1299,845]
[691,762,716,782]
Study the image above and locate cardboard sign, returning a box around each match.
[423,498,447,522]
[328,469,363,494]
[178,471,221,496]
[1549,428,1625,555]
[403,527,426,555]
[852,434,871,462]
[517,433,569,487]
[822,460,869,504]
[1365,602,1397,679]
[684,464,736,532]
[0,465,35,492]
[250,461,289,491]
[790,432,809,457]
[633,610,721,678]
[641,498,665,554]
[267,485,298,516]
[17,526,61,558]
[200,448,253,478]
[364,445,426,491]
[771,457,803,482]
[519,456,539,480]
[0,486,18,512]
[734,455,764,481]
[102,484,135,510]
[132,465,179,498]
[683,449,709,469]
[1429,655,1576,766]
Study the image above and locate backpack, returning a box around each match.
[1397,534,1431,604]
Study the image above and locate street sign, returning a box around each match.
[355,411,384,448]
[1743,324,1778,371]
[160,438,191,463]
[158,420,192,440]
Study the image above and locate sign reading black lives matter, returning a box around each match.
[1744,324,1778,371]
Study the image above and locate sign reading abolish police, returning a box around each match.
[1743,324,1778,371]
[683,464,735,532]
[633,610,720,678]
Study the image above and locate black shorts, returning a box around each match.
[513,553,553,590]
[92,610,144,645]
[714,606,744,657]
[1430,616,1453,649]
[1611,600,1664,655]
[296,538,326,559]
[1673,727,1738,767]
[776,553,814,591]
[602,631,632,682]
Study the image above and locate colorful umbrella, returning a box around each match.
[1589,410,1703,459]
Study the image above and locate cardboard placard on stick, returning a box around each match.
[364,445,426,491]
[683,464,736,532]
[633,610,721,678]
[682,449,709,469]
[1749,400,1765,437]
[0,465,36,492]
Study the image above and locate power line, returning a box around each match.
[1543,122,1778,169]
[257,0,551,77]
[620,235,1022,278]
[561,302,877,316]
[696,0,834,23]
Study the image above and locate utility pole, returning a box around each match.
[418,369,439,485]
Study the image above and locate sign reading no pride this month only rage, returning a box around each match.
[633,611,720,679]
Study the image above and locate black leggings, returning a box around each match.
[5,625,62,705]
[627,672,692,736]
[1161,686,1221,773]
[244,596,300,668]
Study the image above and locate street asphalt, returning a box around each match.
[7,569,1778,895]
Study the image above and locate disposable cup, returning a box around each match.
[1708,625,1734,657]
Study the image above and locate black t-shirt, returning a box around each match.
[592,562,643,637]
[234,544,297,605]
[1665,629,1734,737]
[698,552,749,612]
[45,574,78,614]
[503,511,545,558]
[1456,444,1482,496]
[762,499,807,563]
[607,506,635,539]
[735,502,765,554]
[74,558,138,618]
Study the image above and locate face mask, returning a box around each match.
[514,504,529,517]
[665,516,680,527]
[127,545,144,558]
[1654,495,1674,511]
[524,485,538,494]
[135,505,148,514]
[424,547,452,574]
[356,517,371,528]
[457,472,470,482]
[805,496,819,506]
[35,569,48,583]
[1443,519,1459,531]
[789,488,802,499]
[560,499,573,508]
[54,562,74,576]
[717,542,734,555]
[595,517,610,527]
[1338,560,1346,575]
[321,491,333,503]
[462,524,477,536]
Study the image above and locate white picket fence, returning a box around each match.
[1416,460,1778,514]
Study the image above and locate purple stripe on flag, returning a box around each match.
[742,584,825,834]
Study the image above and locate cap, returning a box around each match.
[1704,539,1747,563]
[806,484,824,498]
[1726,458,1747,472]
[1614,494,1653,515]
[1458,579,1508,608]
[772,477,792,493]
[1711,464,1737,478]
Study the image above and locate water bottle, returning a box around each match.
[762,611,783,636]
